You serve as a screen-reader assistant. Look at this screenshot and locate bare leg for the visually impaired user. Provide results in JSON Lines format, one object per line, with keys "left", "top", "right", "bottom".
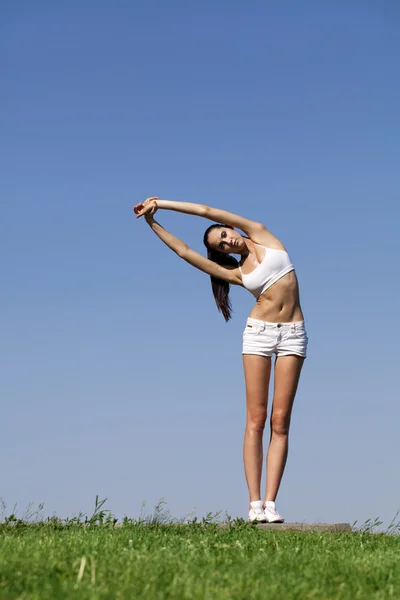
{"left": 242, "top": 354, "right": 271, "bottom": 502}
{"left": 265, "top": 355, "right": 304, "bottom": 503}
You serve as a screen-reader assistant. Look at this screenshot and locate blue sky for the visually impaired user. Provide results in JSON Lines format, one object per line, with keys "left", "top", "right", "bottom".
{"left": 2, "top": 1, "right": 399, "bottom": 527}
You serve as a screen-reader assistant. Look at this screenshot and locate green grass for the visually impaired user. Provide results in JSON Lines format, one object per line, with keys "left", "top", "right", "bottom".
{"left": 0, "top": 498, "right": 399, "bottom": 599}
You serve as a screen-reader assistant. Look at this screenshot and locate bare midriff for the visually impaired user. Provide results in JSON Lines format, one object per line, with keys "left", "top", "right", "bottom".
{"left": 247, "top": 270, "right": 304, "bottom": 323}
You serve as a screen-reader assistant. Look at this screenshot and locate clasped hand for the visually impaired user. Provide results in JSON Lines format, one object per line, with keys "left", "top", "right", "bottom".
{"left": 133, "top": 197, "right": 159, "bottom": 219}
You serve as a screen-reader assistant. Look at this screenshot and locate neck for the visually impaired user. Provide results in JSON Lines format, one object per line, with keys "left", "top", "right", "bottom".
{"left": 241, "top": 238, "right": 256, "bottom": 257}
{"left": 236, "top": 238, "right": 253, "bottom": 261}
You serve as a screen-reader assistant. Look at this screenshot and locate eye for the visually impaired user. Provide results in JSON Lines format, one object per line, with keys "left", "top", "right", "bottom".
{"left": 219, "top": 230, "right": 226, "bottom": 250}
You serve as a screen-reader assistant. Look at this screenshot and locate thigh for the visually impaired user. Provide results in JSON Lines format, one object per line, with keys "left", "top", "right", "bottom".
{"left": 272, "top": 355, "right": 304, "bottom": 418}
{"left": 242, "top": 354, "right": 272, "bottom": 419}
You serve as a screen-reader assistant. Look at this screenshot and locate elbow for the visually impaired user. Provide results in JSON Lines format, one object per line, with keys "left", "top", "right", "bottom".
{"left": 200, "top": 204, "right": 210, "bottom": 217}
{"left": 253, "top": 221, "right": 267, "bottom": 231}
{"left": 176, "top": 245, "right": 189, "bottom": 258}
{"left": 249, "top": 221, "right": 268, "bottom": 233}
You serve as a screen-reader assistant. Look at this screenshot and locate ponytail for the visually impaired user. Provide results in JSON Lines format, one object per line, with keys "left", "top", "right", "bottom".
{"left": 203, "top": 224, "right": 238, "bottom": 322}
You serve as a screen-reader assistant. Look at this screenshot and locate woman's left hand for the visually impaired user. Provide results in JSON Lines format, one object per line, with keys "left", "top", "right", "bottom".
{"left": 134, "top": 197, "right": 159, "bottom": 218}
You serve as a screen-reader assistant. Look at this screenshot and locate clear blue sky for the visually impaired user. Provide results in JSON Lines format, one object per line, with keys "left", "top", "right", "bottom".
{"left": 2, "top": 1, "right": 399, "bottom": 526}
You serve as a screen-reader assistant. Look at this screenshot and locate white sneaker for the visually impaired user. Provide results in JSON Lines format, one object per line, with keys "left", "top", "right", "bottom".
{"left": 248, "top": 500, "right": 267, "bottom": 523}
{"left": 263, "top": 501, "right": 284, "bottom": 523}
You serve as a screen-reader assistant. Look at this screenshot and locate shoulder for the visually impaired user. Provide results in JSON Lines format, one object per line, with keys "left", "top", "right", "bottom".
{"left": 220, "top": 263, "right": 244, "bottom": 286}
{"left": 245, "top": 225, "right": 287, "bottom": 251}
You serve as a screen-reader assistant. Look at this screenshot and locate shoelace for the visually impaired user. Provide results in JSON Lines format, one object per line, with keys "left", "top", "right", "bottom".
{"left": 250, "top": 506, "right": 264, "bottom": 516}
{"left": 264, "top": 505, "right": 279, "bottom": 515}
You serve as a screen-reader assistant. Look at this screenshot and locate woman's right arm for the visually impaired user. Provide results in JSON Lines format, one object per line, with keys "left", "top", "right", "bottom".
{"left": 144, "top": 216, "right": 243, "bottom": 286}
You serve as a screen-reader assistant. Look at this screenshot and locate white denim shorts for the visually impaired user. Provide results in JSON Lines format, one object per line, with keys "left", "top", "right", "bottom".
{"left": 242, "top": 318, "right": 308, "bottom": 358}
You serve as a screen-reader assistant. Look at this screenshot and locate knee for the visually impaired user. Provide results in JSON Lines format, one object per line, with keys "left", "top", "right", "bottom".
{"left": 247, "top": 409, "right": 267, "bottom": 434}
{"left": 270, "top": 412, "right": 291, "bottom": 437}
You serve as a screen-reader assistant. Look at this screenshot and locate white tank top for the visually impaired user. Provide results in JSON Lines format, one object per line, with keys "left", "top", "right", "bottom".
{"left": 238, "top": 244, "right": 295, "bottom": 299}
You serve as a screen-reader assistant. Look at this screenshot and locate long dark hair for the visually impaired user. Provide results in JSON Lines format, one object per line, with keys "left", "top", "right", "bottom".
{"left": 203, "top": 223, "right": 239, "bottom": 322}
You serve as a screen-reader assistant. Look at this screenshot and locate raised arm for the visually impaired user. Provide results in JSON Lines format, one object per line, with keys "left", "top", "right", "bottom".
{"left": 155, "top": 199, "right": 266, "bottom": 237}
{"left": 143, "top": 215, "right": 242, "bottom": 286}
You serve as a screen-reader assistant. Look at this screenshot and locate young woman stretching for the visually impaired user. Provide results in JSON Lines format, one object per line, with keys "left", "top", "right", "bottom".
{"left": 133, "top": 197, "right": 308, "bottom": 523}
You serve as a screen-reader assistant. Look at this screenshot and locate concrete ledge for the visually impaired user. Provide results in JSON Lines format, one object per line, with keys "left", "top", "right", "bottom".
{"left": 219, "top": 522, "right": 352, "bottom": 532}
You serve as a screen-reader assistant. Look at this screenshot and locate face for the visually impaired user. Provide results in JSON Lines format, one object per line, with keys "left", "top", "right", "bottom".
{"left": 207, "top": 227, "right": 244, "bottom": 254}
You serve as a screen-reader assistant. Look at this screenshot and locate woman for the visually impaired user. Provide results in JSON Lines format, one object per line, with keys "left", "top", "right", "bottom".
{"left": 134, "top": 197, "right": 308, "bottom": 523}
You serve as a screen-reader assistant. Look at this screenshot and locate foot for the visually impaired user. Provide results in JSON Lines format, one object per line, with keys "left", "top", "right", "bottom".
{"left": 248, "top": 500, "right": 267, "bottom": 523}
{"left": 263, "top": 501, "right": 284, "bottom": 523}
